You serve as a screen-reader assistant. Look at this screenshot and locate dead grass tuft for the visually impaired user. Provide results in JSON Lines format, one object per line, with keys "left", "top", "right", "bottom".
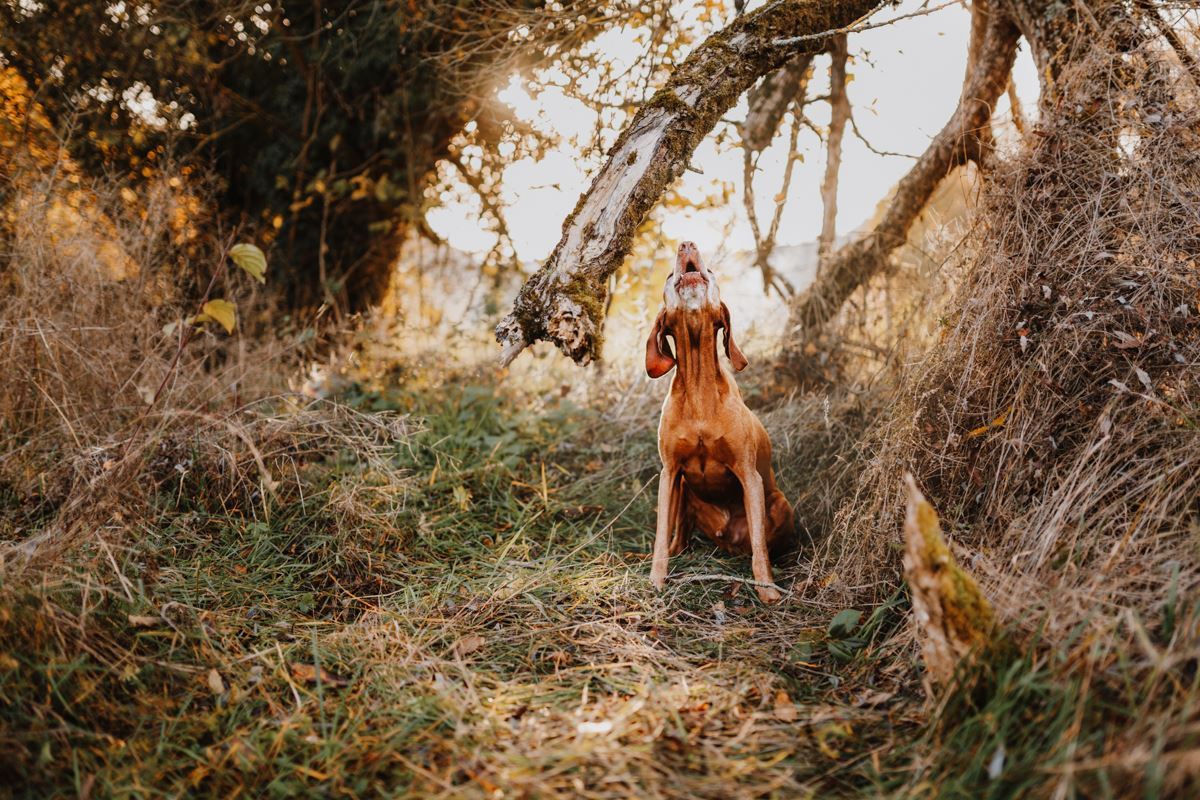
{"left": 816, "top": 28, "right": 1200, "bottom": 794}
{"left": 0, "top": 167, "right": 414, "bottom": 572}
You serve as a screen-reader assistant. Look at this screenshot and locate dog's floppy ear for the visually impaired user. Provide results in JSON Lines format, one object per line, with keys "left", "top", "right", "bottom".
{"left": 645, "top": 308, "right": 676, "bottom": 378}
{"left": 719, "top": 302, "right": 748, "bottom": 372}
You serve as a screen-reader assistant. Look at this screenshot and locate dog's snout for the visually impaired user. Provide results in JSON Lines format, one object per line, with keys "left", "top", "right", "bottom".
{"left": 676, "top": 242, "right": 702, "bottom": 273}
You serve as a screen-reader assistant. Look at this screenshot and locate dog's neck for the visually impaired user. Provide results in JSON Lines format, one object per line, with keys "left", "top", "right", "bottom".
{"left": 670, "top": 315, "right": 735, "bottom": 408}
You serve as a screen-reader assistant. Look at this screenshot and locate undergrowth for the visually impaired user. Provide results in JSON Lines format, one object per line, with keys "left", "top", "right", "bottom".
{"left": 4, "top": 365, "right": 1193, "bottom": 797}
{"left": 2, "top": 375, "right": 923, "bottom": 798}
{"left": 5, "top": 18, "right": 1200, "bottom": 796}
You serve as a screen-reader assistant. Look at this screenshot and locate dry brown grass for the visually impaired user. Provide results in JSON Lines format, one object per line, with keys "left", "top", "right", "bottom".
{"left": 4, "top": 18, "right": 1200, "bottom": 798}
{"left": 806, "top": 29, "right": 1200, "bottom": 794}
{"left": 0, "top": 167, "right": 414, "bottom": 575}
{"left": 835, "top": 34, "right": 1200, "bottom": 614}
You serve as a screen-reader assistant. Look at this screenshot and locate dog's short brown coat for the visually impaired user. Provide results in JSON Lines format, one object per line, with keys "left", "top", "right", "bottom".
{"left": 646, "top": 242, "right": 794, "bottom": 603}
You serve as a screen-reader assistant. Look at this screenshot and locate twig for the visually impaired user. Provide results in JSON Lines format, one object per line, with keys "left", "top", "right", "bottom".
{"left": 773, "top": 0, "right": 959, "bottom": 46}
{"left": 819, "top": 34, "right": 851, "bottom": 264}
{"left": 1136, "top": 0, "right": 1200, "bottom": 90}
{"left": 848, "top": 106, "right": 919, "bottom": 159}
{"left": 671, "top": 573, "right": 788, "bottom": 594}
{"left": 1006, "top": 75, "right": 1027, "bottom": 135}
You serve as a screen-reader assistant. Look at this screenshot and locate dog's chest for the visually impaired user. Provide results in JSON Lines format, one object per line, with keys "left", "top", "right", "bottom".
{"left": 672, "top": 433, "right": 740, "bottom": 497}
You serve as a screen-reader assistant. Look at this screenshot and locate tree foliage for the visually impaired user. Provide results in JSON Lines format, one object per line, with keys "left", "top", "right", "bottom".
{"left": 0, "top": 0, "right": 642, "bottom": 309}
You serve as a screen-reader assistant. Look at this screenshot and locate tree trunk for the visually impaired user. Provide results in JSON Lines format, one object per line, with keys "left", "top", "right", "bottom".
{"left": 786, "top": 0, "right": 1019, "bottom": 339}
{"left": 495, "top": 0, "right": 886, "bottom": 366}
{"left": 818, "top": 34, "right": 850, "bottom": 262}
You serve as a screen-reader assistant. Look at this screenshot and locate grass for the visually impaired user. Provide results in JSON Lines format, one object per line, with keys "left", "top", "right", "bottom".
{"left": 1, "top": 371, "right": 926, "bottom": 798}
{"left": 2, "top": 368, "right": 1196, "bottom": 798}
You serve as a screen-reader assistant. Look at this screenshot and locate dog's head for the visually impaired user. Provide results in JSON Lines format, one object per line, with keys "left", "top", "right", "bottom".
{"left": 645, "top": 242, "right": 747, "bottom": 378}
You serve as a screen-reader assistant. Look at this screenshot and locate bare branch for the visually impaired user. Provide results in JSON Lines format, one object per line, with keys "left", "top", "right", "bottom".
{"left": 788, "top": 0, "right": 1020, "bottom": 338}
{"left": 818, "top": 34, "right": 851, "bottom": 263}
{"left": 1136, "top": 0, "right": 1200, "bottom": 90}
{"left": 772, "top": 0, "right": 960, "bottom": 47}
{"left": 742, "top": 53, "right": 814, "bottom": 298}
{"left": 445, "top": 149, "right": 513, "bottom": 252}
{"left": 1006, "top": 74, "right": 1027, "bottom": 135}
{"left": 743, "top": 110, "right": 802, "bottom": 298}
{"left": 495, "top": 0, "right": 888, "bottom": 366}
{"left": 847, "top": 105, "right": 919, "bottom": 158}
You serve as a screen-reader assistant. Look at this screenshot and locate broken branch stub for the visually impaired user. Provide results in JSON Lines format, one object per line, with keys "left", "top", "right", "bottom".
{"left": 743, "top": 53, "right": 814, "bottom": 153}
{"left": 496, "top": 0, "right": 886, "bottom": 367}
{"left": 902, "top": 473, "right": 996, "bottom": 686}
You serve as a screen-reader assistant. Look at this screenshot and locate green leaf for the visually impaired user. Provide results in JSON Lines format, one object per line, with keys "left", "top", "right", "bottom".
{"left": 787, "top": 641, "right": 814, "bottom": 665}
{"left": 230, "top": 243, "right": 267, "bottom": 284}
{"left": 195, "top": 299, "right": 237, "bottom": 334}
{"left": 827, "top": 609, "right": 862, "bottom": 639}
{"left": 827, "top": 637, "right": 867, "bottom": 664}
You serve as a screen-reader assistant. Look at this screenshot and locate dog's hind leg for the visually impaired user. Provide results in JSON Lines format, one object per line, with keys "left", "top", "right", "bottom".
{"left": 667, "top": 473, "right": 690, "bottom": 556}
{"left": 766, "top": 490, "right": 796, "bottom": 555}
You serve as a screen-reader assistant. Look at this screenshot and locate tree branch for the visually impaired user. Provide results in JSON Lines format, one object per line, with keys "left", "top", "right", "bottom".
{"left": 818, "top": 34, "right": 851, "bottom": 263}
{"left": 772, "top": 0, "right": 959, "bottom": 46}
{"left": 495, "top": 0, "right": 888, "bottom": 367}
{"left": 787, "top": 0, "right": 1019, "bottom": 338}
{"left": 1136, "top": 0, "right": 1200, "bottom": 90}
{"left": 742, "top": 52, "right": 814, "bottom": 298}
{"left": 742, "top": 53, "right": 814, "bottom": 152}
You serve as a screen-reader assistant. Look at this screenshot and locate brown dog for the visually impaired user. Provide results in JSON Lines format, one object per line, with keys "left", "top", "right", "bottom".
{"left": 646, "top": 242, "right": 794, "bottom": 603}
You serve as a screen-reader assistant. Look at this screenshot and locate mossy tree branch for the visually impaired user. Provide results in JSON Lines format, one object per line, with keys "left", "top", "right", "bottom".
{"left": 902, "top": 473, "right": 997, "bottom": 688}
{"left": 742, "top": 52, "right": 814, "bottom": 153}
{"left": 495, "top": 0, "right": 889, "bottom": 366}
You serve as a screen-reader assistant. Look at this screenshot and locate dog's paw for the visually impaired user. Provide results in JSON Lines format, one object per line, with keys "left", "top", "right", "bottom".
{"left": 650, "top": 566, "right": 667, "bottom": 591}
{"left": 756, "top": 584, "right": 782, "bottom": 604}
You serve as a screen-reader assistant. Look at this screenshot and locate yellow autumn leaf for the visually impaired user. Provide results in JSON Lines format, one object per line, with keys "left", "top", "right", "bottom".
{"left": 774, "top": 690, "right": 798, "bottom": 722}
{"left": 207, "top": 668, "right": 225, "bottom": 695}
{"left": 229, "top": 243, "right": 267, "bottom": 283}
{"left": 195, "top": 299, "right": 236, "bottom": 334}
{"left": 966, "top": 405, "right": 1013, "bottom": 439}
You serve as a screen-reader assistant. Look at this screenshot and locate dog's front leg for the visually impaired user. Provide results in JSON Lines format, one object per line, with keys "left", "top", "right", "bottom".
{"left": 740, "top": 466, "right": 782, "bottom": 603}
{"left": 650, "top": 467, "right": 675, "bottom": 591}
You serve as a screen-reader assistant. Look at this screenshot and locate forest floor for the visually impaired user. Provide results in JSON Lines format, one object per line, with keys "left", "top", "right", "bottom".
{"left": 1, "top": 364, "right": 1143, "bottom": 798}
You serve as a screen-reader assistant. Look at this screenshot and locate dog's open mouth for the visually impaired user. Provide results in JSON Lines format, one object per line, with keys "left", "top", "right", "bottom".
{"left": 678, "top": 255, "right": 706, "bottom": 287}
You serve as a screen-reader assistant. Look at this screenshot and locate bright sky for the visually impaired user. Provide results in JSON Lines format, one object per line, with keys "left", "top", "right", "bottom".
{"left": 426, "top": 0, "right": 1040, "bottom": 261}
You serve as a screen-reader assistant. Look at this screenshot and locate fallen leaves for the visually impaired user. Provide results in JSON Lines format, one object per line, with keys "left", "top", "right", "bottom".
{"left": 773, "top": 690, "right": 798, "bottom": 722}
{"left": 453, "top": 634, "right": 487, "bottom": 658}
{"left": 207, "top": 669, "right": 225, "bottom": 695}
{"left": 965, "top": 405, "right": 1012, "bottom": 440}
{"left": 289, "top": 662, "right": 349, "bottom": 687}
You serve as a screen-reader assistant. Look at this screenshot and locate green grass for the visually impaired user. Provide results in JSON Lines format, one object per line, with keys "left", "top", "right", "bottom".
{"left": 1, "top": 375, "right": 1191, "bottom": 797}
